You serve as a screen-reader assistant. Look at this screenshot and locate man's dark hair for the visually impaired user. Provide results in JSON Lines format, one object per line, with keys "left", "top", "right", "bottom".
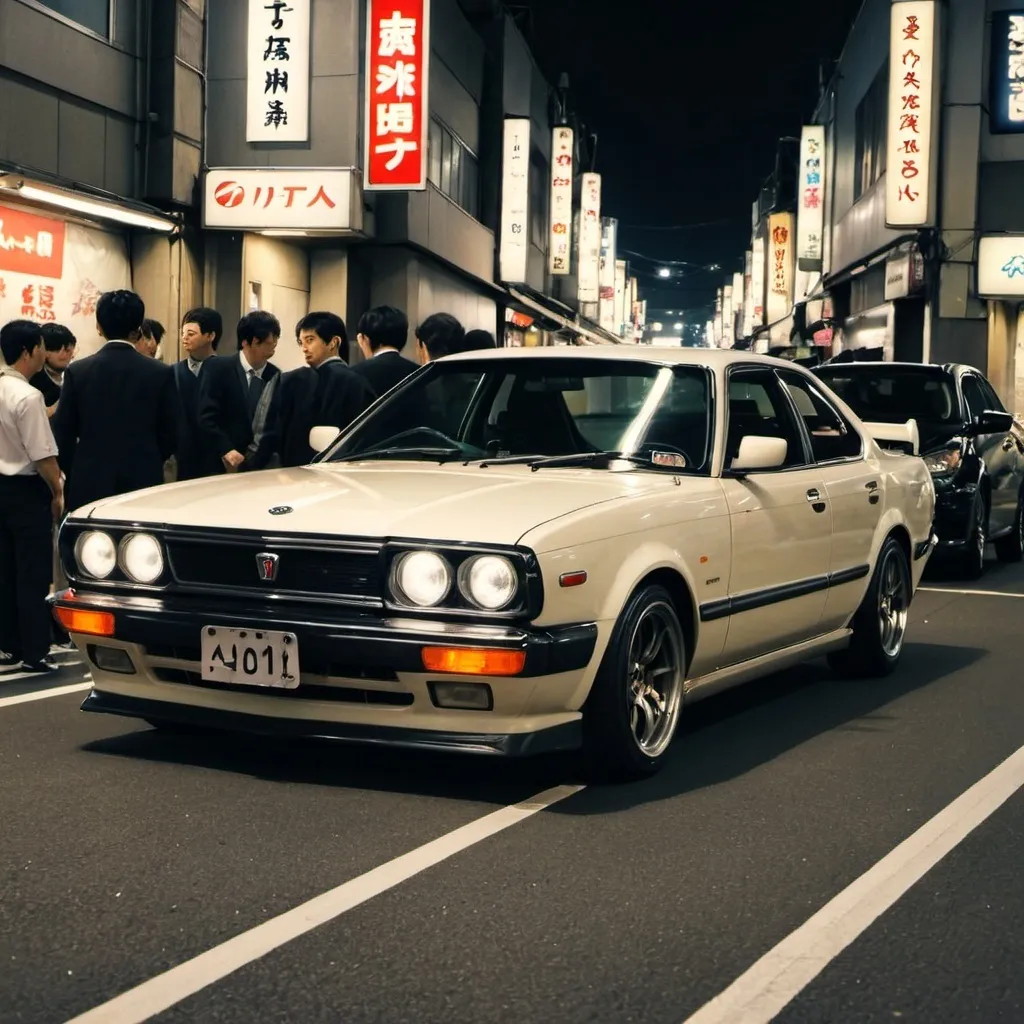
{"left": 416, "top": 313, "right": 465, "bottom": 360}
{"left": 238, "top": 310, "right": 281, "bottom": 347}
{"left": 96, "top": 289, "right": 145, "bottom": 341}
{"left": 0, "top": 319, "right": 43, "bottom": 366}
{"left": 182, "top": 306, "right": 224, "bottom": 348}
{"left": 459, "top": 329, "right": 497, "bottom": 354}
{"left": 40, "top": 323, "right": 77, "bottom": 353}
{"left": 357, "top": 305, "right": 408, "bottom": 353}
{"left": 297, "top": 311, "right": 348, "bottom": 349}
{"left": 142, "top": 319, "right": 166, "bottom": 344}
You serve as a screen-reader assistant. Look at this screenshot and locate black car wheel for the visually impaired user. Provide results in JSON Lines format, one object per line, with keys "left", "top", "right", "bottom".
{"left": 581, "top": 584, "right": 686, "bottom": 782}
{"left": 995, "top": 492, "right": 1024, "bottom": 563}
{"left": 828, "top": 535, "right": 911, "bottom": 679}
{"left": 955, "top": 495, "right": 988, "bottom": 580}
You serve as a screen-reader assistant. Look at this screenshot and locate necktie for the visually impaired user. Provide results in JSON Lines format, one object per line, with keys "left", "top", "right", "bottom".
{"left": 247, "top": 369, "right": 264, "bottom": 419}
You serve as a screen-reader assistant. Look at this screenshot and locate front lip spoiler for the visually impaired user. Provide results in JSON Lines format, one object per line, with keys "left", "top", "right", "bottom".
{"left": 80, "top": 690, "right": 583, "bottom": 757}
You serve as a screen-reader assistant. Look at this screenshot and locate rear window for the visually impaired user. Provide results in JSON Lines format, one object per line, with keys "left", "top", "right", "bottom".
{"left": 815, "top": 368, "right": 960, "bottom": 425}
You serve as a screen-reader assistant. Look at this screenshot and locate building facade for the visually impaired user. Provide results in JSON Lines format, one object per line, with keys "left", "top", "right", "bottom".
{"left": 731, "top": 0, "right": 1024, "bottom": 416}
{"left": 1, "top": 0, "right": 632, "bottom": 371}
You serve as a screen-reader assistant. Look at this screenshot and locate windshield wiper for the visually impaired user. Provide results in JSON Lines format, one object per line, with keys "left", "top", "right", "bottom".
{"left": 474, "top": 451, "right": 653, "bottom": 472}
{"left": 332, "top": 446, "right": 463, "bottom": 464}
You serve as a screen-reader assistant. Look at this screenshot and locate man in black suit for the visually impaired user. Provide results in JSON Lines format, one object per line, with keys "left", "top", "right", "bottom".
{"left": 272, "top": 311, "right": 376, "bottom": 467}
{"left": 352, "top": 306, "right": 421, "bottom": 399}
{"left": 52, "top": 290, "right": 177, "bottom": 512}
{"left": 198, "top": 310, "right": 281, "bottom": 474}
{"left": 174, "top": 307, "right": 223, "bottom": 480}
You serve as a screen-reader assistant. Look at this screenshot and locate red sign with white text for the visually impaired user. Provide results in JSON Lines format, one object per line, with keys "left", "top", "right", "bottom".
{"left": 364, "top": 0, "right": 430, "bottom": 191}
{"left": 0, "top": 204, "right": 65, "bottom": 280}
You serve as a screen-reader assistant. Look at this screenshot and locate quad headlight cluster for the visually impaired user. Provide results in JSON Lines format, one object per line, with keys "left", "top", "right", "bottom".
{"left": 388, "top": 548, "right": 527, "bottom": 614}
{"left": 73, "top": 530, "right": 165, "bottom": 585}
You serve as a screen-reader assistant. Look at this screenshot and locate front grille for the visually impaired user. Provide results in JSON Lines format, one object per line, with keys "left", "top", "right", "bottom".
{"left": 166, "top": 540, "right": 381, "bottom": 599}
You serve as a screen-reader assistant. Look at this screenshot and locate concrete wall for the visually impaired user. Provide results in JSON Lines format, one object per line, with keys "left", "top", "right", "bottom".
{"left": 241, "top": 233, "right": 311, "bottom": 371}
{"left": 0, "top": 0, "right": 142, "bottom": 197}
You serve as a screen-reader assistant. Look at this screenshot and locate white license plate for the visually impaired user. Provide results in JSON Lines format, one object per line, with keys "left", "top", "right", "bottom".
{"left": 200, "top": 626, "right": 300, "bottom": 689}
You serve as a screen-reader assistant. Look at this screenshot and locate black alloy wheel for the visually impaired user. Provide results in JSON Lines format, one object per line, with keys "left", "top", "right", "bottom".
{"left": 995, "top": 492, "right": 1024, "bottom": 563}
{"left": 956, "top": 495, "right": 988, "bottom": 580}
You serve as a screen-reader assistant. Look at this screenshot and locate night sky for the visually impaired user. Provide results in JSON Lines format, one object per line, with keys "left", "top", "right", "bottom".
{"left": 522, "top": 0, "right": 863, "bottom": 320}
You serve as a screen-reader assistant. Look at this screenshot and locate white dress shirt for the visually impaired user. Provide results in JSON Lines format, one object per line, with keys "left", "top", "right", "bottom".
{"left": 239, "top": 350, "right": 265, "bottom": 381}
{"left": 0, "top": 368, "right": 59, "bottom": 477}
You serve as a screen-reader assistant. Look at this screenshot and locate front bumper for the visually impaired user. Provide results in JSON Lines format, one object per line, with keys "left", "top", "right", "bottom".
{"left": 932, "top": 485, "right": 976, "bottom": 549}
{"left": 51, "top": 589, "right": 598, "bottom": 756}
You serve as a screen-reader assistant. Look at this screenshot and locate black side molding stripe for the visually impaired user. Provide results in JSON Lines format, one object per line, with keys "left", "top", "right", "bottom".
{"left": 699, "top": 564, "right": 871, "bottom": 622}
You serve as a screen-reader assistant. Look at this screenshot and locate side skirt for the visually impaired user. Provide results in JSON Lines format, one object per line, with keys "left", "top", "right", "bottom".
{"left": 684, "top": 628, "right": 853, "bottom": 704}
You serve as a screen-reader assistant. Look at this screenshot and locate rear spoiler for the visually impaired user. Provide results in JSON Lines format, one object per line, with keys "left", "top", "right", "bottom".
{"left": 863, "top": 419, "right": 920, "bottom": 456}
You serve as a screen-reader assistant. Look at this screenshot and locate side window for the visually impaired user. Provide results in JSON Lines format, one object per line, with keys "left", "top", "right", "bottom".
{"left": 979, "top": 377, "right": 1006, "bottom": 413}
{"left": 778, "top": 371, "right": 863, "bottom": 463}
{"left": 961, "top": 375, "right": 989, "bottom": 422}
{"left": 726, "top": 368, "right": 807, "bottom": 469}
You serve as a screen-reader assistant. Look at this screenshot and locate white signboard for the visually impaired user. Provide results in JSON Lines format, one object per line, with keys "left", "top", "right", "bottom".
{"left": 731, "top": 272, "right": 744, "bottom": 340}
{"left": 549, "top": 127, "right": 574, "bottom": 275}
{"left": 767, "top": 213, "right": 795, "bottom": 325}
{"left": 886, "top": 1, "right": 938, "bottom": 227}
{"left": 246, "top": 0, "right": 311, "bottom": 143}
{"left": 977, "top": 235, "right": 1024, "bottom": 297}
{"left": 614, "top": 259, "right": 627, "bottom": 336}
{"left": 751, "top": 237, "right": 766, "bottom": 326}
{"left": 577, "top": 173, "right": 602, "bottom": 303}
{"left": 203, "top": 168, "right": 358, "bottom": 231}
{"left": 499, "top": 118, "right": 531, "bottom": 284}
{"left": 598, "top": 217, "right": 617, "bottom": 332}
{"left": 742, "top": 249, "right": 753, "bottom": 337}
{"left": 797, "top": 125, "right": 826, "bottom": 270}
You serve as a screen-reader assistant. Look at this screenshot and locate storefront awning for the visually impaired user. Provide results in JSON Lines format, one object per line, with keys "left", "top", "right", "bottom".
{"left": 0, "top": 163, "right": 180, "bottom": 234}
{"left": 506, "top": 286, "right": 622, "bottom": 346}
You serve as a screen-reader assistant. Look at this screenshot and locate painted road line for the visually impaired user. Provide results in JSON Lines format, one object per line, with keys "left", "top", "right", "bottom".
{"left": 0, "top": 681, "right": 92, "bottom": 709}
{"left": 65, "top": 783, "right": 585, "bottom": 1024}
{"left": 683, "top": 742, "right": 1024, "bottom": 1024}
{"left": 919, "top": 586, "right": 1024, "bottom": 599}
{"left": 0, "top": 666, "right": 85, "bottom": 685}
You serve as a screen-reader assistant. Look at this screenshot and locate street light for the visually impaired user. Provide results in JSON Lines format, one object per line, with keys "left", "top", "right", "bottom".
{"left": 657, "top": 268, "right": 671, "bottom": 278}
{"left": 652, "top": 322, "right": 663, "bottom": 332}
{"left": 673, "top": 322, "right": 683, "bottom": 331}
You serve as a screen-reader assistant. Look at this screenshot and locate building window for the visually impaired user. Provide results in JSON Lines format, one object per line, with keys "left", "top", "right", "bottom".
{"left": 34, "top": 0, "right": 109, "bottom": 37}
{"left": 427, "top": 117, "right": 480, "bottom": 220}
{"left": 854, "top": 64, "right": 888, "bottom": 200}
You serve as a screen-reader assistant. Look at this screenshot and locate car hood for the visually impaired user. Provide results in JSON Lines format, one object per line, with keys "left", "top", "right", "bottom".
{"left": 73, "top": 463, "right": 670, "bottom": 547}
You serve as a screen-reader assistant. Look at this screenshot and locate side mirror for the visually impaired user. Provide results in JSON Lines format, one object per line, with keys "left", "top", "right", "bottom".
{"left": 864, "top": 418, "right": 920, "bottom": 456}
{"left": 309, "top": 425, "right": 341, "bottom": 453}
{"left": 730, "top": 435, "right": 788, "bottom": 473}
{"left": 970, "top": 410, "right": 1013, "bottom": 436}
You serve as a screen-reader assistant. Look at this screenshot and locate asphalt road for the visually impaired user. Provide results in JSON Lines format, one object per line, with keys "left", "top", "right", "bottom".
{"left": 3, "top": 557, "right": 1024, "bottom": 1024}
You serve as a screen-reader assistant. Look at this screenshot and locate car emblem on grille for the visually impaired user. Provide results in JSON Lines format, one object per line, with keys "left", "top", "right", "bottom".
{"left": 256, "top": 552, "right": 280, "bottom": 582}
{"left": 268, "top": 506, "right": 293, "bottom": 516}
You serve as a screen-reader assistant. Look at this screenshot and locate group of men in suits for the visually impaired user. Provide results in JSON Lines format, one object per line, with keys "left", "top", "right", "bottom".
{"left": 1, "top": 286, "right": 496, "bottom": 673}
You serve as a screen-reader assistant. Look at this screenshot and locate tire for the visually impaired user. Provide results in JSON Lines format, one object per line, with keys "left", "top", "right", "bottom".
{"left": 581, "top": 584, "right": 687, "bottom": 782}
{"left": 995, "top": 493, "right": 1024, "bottom": 563}
{"left": 828, "top": 535, "right": 912, "bottom": 679}
{"left": 954, "top": 495, "right": 988, "bottom": 580}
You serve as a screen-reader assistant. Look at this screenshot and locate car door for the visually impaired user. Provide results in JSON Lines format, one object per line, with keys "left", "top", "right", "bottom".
{"left": 976, "top": 373, "right": 1024, "bottom": 529}
{"left": 717, "top": 366, "right": 833, "bottom": 667}
{"left": 778, "top": 368, "right": 881, "bottom": 631}
{"left": 962, "top": 372, "right": 1016, "bottom": 533}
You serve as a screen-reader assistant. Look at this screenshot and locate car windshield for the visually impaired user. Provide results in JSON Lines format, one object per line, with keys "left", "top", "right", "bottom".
{"left": 815, "top": 366, "right": 961, "bottom": 427}
{"left": 322, "top": 357, "right": 712, "bottom": 472}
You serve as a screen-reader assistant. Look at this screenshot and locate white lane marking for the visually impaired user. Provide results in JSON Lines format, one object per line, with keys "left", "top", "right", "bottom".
{"left": 919, "top": 586, "right": 1024, "bottom": 599}
{"left": 683, "top": 742, "right": 1024, "bottom": 1024}
{"left": 66, "top": 783, "right": 585, "bottom": 1024}
{"left": 0, "top": 681, "right": 92, "bottom": 709}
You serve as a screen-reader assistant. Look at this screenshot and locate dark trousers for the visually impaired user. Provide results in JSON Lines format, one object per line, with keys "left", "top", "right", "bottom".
{"left": 0, "top": 474, "right": 53, "bottom": 664}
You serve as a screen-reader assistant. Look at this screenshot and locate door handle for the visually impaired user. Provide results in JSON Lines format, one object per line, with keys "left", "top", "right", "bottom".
{"left": 806, "top": 488, "right": 821, "bottom": 501}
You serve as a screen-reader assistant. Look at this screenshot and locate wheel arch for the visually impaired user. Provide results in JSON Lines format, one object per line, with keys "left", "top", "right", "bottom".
{"left": 632, "top": 567, "right": 697, "bottom": 673}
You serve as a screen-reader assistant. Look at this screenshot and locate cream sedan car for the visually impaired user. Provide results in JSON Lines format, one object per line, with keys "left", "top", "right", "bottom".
{"left": 52, "top": 348, "right": 936, "bottom": 780}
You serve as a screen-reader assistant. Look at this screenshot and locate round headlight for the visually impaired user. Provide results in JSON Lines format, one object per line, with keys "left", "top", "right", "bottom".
{"left": 460, "top": 555, "right": 518, "bottom": 611}
{"left": 393, "top": 551, "right": 452, "bottom": 607}
{"left": 120, "top": 533, "right": 164, "bottom": 584}
{"left": 75, "top": 531, "right": 116, "bottom": 579}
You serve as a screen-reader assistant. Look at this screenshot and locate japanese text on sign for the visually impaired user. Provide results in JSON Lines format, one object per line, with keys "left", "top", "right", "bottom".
{"left": 578, "top": 173, "right": 602, "bottom": 303}
{"left": 0, "top": 205, "right": 66, "bottom": 280}
{"left": 886, "top": 2, "right": 935, "bottom": 227}
{"left": 364, "top": 1, "right": 429, "bottom": 190}
{"left": 1008, "top": 15, "right": 1024, "bottom": 122}
{"left": 549, "top": 127, "right": 574, "bottom": 275}
{"left": 246, "top": 1, "right": 310, "bottom": 142}
{"left": 499, "top": 118, "right": 530, "bottom": 283}
{"left": 796, "top": 125, "right": 825, "bottom": 270}
{"left": 766, "top": 213, "right": 794, "bottom": 326}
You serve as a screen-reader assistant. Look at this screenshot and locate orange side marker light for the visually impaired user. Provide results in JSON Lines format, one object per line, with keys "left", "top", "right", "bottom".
{"left": 54, "top": 605, "right": 115, "bottom": 637}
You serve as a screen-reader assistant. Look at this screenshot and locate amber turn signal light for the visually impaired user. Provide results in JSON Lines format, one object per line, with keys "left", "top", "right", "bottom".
{"left": 53, "top": 605, "right": 115, "bottom": 638}
{"left": 421, "top": 646, "right": 526, "bottom": 676}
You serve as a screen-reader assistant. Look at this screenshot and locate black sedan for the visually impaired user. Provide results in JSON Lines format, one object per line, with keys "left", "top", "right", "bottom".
{"left": 814, "top": 362, "right": 1024, "bottom": 579}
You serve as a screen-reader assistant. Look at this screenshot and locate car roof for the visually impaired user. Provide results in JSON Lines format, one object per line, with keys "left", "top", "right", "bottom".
{"left": 438, "top": 345, "right": 799, "bottom": 370}
{"left": 814, "top": 361, "right": 982, "bottom": 377}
